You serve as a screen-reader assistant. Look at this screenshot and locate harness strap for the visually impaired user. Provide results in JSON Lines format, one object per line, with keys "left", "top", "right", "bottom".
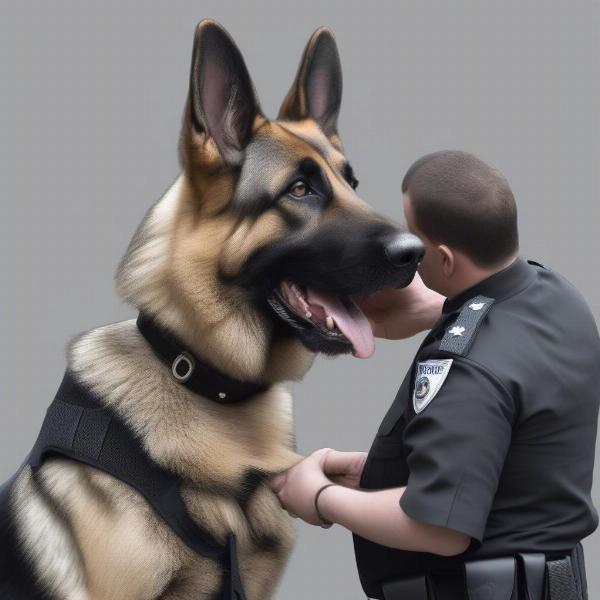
{"left": 221, "top": 533, "right": 247, "bottom": 600}
{"left": 27, "top": 369, "right": 247, "bottom": 599}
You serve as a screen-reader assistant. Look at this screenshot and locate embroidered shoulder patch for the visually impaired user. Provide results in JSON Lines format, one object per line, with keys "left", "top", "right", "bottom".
{"left": 413, "top": 359, "right": 453, "bottom": 414}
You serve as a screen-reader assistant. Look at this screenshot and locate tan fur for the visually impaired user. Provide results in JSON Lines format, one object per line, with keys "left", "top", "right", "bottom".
{"left": 220, "top": 212, "right": 289, "bottom": 280}
{"left": 116, "top": 173, "right": 313, "bottom": 385}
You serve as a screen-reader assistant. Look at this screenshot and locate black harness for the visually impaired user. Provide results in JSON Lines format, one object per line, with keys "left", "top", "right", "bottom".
{"left": 21, "top": 312, "right": 271, "bottom": 600}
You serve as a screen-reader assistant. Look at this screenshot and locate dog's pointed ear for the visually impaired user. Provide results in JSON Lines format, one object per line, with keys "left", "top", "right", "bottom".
{"left": 188, "top": 20, "right": 262, "bottom": 164}
{"left": 278, "top": 27, "right": 342, "bottom": 137}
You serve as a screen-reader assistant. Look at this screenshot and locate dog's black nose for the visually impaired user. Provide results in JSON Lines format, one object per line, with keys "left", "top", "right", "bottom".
{"left": 383, "top": 232, "right": 425, "bottom": 267}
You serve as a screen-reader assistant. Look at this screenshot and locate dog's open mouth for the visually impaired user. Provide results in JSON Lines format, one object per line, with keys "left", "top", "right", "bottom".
{"left": 267, "top": 279, "right": 375, "bottom": 359}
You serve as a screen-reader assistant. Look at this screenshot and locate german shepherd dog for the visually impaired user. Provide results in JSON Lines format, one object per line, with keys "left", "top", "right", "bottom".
{"left": 0, "top": 20, "right": 423, "bottom": 600}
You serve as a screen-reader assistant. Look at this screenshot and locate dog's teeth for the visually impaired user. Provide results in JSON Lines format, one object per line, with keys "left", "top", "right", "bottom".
{"left": 326, "top": 316, "right": 335, "bottom": 330}
{"left": 291, "top": 283, "right": 307, "bottom": 301}
{"left": 294, "top": 292, "right": 310, "bottom": 311}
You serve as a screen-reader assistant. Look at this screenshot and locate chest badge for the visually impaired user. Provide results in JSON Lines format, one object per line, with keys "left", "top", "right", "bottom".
{"left": 413, "top": 358, "right": 453, "bottom": 413}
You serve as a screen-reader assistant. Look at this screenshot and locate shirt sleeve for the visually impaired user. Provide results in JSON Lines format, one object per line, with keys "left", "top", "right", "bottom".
{"left": 399, "top": 356, "right": 515, "bottom": 544}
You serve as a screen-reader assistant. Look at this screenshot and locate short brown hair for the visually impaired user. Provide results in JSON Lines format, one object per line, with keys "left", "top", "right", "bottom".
{"left": 402, "top": 150, "right": 518, "bottom": 268}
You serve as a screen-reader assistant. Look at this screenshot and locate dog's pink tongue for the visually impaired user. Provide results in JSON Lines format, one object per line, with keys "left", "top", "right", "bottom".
{"left": 306, "top": 288, "right": 375, "bottom": 358}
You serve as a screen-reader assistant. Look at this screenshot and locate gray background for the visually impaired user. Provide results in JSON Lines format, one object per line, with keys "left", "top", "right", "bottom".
{"left": 1, "top": 1, "right": 599, "bottom": 598}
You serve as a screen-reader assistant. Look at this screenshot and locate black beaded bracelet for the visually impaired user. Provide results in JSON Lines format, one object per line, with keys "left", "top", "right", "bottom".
{"left": 314, "top": 483, "right": 337, "bottom": 528}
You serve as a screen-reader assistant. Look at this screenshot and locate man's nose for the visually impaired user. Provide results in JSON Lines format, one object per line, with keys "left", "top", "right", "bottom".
{"left": 383, "top": 232, "right": 425, "bottom": 268}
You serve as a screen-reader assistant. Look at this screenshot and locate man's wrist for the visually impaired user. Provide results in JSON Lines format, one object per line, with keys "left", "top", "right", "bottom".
{"left": 314, "top": 483, "right": 337, "bottom": 527}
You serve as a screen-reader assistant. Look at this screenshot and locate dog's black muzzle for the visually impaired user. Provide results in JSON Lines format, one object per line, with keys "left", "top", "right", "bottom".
{"left": 232, "top": 218, "right": 424, "bottom": 356}
{"left": 235, "top": 219, "right": 425, "bottom": 296}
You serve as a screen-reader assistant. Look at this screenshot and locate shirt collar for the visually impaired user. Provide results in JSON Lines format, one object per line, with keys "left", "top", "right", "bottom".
{"left": 442, "top": 256, "right": 537, "bottom": 314}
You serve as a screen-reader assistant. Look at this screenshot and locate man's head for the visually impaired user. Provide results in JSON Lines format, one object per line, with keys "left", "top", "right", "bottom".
{"left": 402, "top": 150, "right": 519, "bottom": 297}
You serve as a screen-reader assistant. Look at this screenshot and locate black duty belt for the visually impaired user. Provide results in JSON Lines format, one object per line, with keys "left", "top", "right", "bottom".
{"left": 25, "top": 368, "right": 248, "bottom": 600}
{"left": 377, "top": 544, "right": 588, "bottom": 600}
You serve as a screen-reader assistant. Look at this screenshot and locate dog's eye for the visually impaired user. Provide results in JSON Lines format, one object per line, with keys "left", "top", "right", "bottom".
{"left": 288, "top": 180, "right": 311, "bottom": 198}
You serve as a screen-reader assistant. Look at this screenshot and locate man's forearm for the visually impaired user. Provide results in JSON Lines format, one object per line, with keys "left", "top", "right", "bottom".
{"left": 317, "top": 485, "right": 470, "bottom": 557}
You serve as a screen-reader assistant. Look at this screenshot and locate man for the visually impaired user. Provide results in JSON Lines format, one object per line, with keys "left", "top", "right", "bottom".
{"left": 268, "top": 150, "right": 600, "bottom": 600}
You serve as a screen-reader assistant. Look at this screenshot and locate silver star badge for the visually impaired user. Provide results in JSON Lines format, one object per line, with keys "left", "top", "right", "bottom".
{"left": 449, "top": 325, "right": 465, "bottom": 337}
{"left": 469, "top": 302, "right": 485, "bottom": 311}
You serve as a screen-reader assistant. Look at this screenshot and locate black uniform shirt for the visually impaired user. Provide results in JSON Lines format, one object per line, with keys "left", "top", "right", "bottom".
{"left": 353, "top": 257, "right": 600, "bottom": 599}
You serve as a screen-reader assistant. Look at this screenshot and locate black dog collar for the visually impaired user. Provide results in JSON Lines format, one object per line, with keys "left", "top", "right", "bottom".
{"left": 136, "top": 312, "right": 269, "bottom": 403}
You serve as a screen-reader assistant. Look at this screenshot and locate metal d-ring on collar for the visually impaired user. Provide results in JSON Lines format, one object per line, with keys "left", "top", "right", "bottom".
{"left": 172, "top": 351, "right": 196, "bottom": 383}
{"left": 136, "top": 312, "right": 269, "bottom": 403}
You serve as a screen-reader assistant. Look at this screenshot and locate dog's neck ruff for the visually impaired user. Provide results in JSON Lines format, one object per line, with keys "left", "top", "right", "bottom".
{"left": 136, "top": 312, "right": 269, "bottom": 403}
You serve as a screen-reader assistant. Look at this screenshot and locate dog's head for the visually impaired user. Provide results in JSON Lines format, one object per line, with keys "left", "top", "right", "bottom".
{"left": 117, "top": 20, "right": 423, "bottom": 381}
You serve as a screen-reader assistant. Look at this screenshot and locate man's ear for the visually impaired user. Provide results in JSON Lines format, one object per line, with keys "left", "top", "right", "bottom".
{"left": 439, "top": 245, "right": 455, "bottom": 277}
{"left": 188, "top": 19, "right": 262, "bottom": 164}
{"left": 277, "top": 27, "right": 343, "bottom": 137}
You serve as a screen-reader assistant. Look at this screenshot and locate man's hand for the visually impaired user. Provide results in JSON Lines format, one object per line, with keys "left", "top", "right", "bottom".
{"left": 267, "top": 449, "right": 369, "bottom": 524}
{"left": 268, "top": 448, "right": 334, "bottom": 526}
{"left": 352, "top": 272, "right": 444, "bottom": 340}
{"left": 322, "top": 450, "right": 368, "bottom": 489}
